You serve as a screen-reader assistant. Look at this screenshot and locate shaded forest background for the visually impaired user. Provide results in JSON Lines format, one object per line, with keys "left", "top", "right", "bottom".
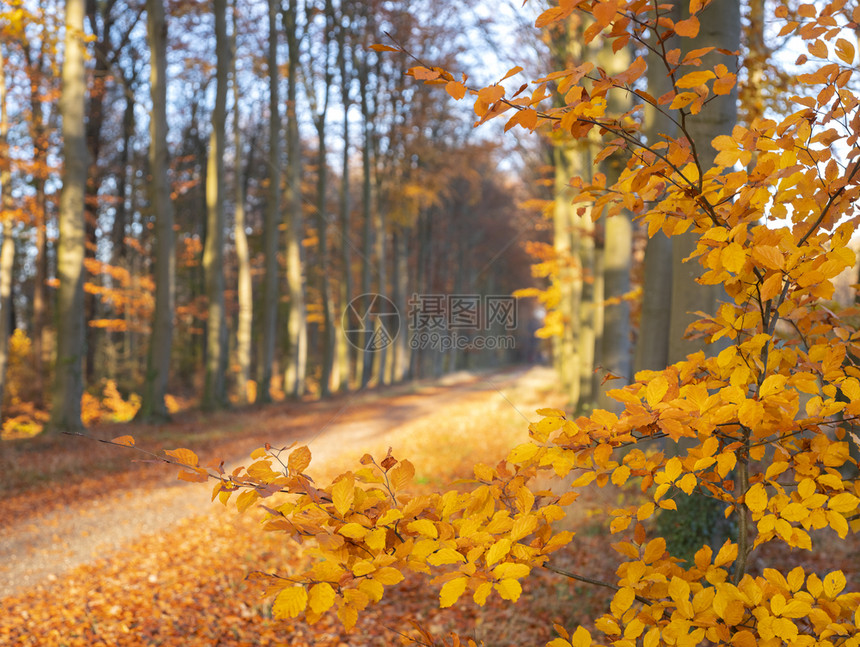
{"left": 0, "top": 0, "right": 858, "bottom": 436}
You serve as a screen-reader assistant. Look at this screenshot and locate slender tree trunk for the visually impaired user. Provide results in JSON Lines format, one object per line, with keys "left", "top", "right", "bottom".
{"left": 392, "top": 226, "right": 409, "bottom": 382}
{"left": 358, "top": 60, "right": 375, "bottom": 388}
{"left": 202, "top": 0, "right": 230, "bottom": 410}
{"left": 597, "top": 41, "right": 633, "bottom": 409}
{"left": 336, "top": 23, "right": 353, "bottom": 391}
{"left": 553, "top": 145, "right": 580, "bottom": 408}
{"left": 667, "top": 0, "right": 739, "bottom": 364}
{"left": 232, "top": 2, "right": 254, "bottom": 405}
{"left": 284, "top": 0, "right": 307, "bottom": 397}
{"left": 25, "top": 40, "right": 49, "bottom": 399}
{"left": 257, "top": 0, "right": 279, "bottom": 402}
{"left": 634, "top": 0, "right": 679, "bottom": 374}
{"left": 138, "top": 0, "right": 176, "bottom": 421}
{"left": 316, "top": 117, "right": 335, "bottom": 397}
{"left": 0, "top": 48, "right": 15, "bottom": 417}
{"left": 49, "top": 0, "right": 88, "bottom": 431}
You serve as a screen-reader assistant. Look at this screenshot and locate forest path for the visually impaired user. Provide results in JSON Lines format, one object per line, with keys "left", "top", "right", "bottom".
{"left": 0, "top": 367, "right": 542, "bottom": 598}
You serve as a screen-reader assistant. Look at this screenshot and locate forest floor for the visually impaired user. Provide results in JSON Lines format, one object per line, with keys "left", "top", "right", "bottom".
{"left": 0, "top": 366, "right": 857, "bottom": 646}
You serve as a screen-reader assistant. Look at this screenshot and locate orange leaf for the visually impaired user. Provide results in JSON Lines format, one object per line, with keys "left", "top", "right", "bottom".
{"left": 676, "top": 70, "right": 715, "bottom": 88}
{"left": 409, "top": 66, "right": 440, "bottom": 81}
{"left": 164, "top": 447, "right": 199, "bottom": 467}
{"left": 369, "top": 44, "right": 399, "bottom": 53}
{"left": 593, "top": 0, "right": 618, "bottom": 27}
{"left": 674, "top": 16, "right": 700, "bottom": 38}
{"left": 112, "top": 435, "right": 135, "bottom": 447}
{"left": 835, "top": 38, "right": 855, "bottom": 64}
{"left": 445, "top": 80, "right": 467, "bottom": 100}
{"left": 713, "top": 74, "right": 736, "bottom": 95}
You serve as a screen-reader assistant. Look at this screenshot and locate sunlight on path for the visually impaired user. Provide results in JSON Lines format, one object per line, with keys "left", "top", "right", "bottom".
{"left": 0, "top": 367, "right": 555, "bottom": 599}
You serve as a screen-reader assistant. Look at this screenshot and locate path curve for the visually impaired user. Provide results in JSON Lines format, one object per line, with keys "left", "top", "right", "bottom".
{"left": 0, "top": 368, "right": 535, "bottom": 598}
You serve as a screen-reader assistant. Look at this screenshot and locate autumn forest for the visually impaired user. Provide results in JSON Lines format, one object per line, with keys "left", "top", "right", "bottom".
{"left": 2, "top": 0, "right": 860, "bottom": 645}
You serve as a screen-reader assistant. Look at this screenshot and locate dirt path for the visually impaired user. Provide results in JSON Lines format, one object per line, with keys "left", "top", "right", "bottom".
{"left": 0, "top": 367, "right": 537, "bottom": 598}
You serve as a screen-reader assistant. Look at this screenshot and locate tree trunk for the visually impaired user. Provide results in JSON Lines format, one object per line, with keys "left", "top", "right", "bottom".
{"left": 138, "top": 0, "right": 176, "bottom": 421}
{"left": 283, "top": 0, "right": 307, "bottom": 398}
{"left": 257, "top": 0, "right": 279, "bottom": 402}
{"left": 633, "top": 0, "right": 679, "bottom": 374}
{"left": 358, "top": 58, "right": 375, "bottom": 389}
{"left": 25, "top": 39, "right": 50, "bottom": 400}
{"left": 667, "top": 0, "right": 739, "bottom": 364}
{"left": 597, "top": 41, "right": 633, "bottom": 409}
{"left": 202, "top": 0, "right": 230, "bottom": 410}
{"left": 0, "top": 48, "right": 15, "bottom": 418}
{"left": 49, "top": 0, "right": 88, "bottom": 431}
{"left": 336, "top": 19, "right": 353, "bottom": 391}
{"left": 231, "top": 2, "right": 254, "bottom": 405}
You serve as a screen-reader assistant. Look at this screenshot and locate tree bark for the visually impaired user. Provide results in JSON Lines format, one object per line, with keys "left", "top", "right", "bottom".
{"left": 49, "top": 0, "right": 88, "bottom": 431}
{"left": 633, "top": 0, "right": 679, "bottom": 374}
{"left": 138, "top": 0, "right": 176, "bottom": 421}
{"left": 231, "top": 3, "right": 254, "bottom": 405}
{"left": 283, "top": 0, "right": 307, "bottom": 398}
{"left": 257, "top": 0, "right": 279, "bottom": 403}
{"left": 667, "top": 0, "right": 739, "bottom": 364}
{"left": 0, "top": 47, "right": 15, "bottom": 418}
{"left": 202, "top": 0, "right": 230, "bottom": 410}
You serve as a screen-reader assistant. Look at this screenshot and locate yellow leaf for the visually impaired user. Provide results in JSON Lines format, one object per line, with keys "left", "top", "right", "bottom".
{"left": 486, "top": 538, "right": 512, "bottom": 566}
{"left": 828, "top": 492, "right": 858, "bottom": 513}
{"left": 716, "top": 452, "right": 737, "bottom": 478}
{"left": 508, "top": 442, "right": 540, "bottom": 463}
{"left": 365, "top": 528, "right": 387, "bottom": 551}
{"left": 823, "top": 571, "right": 846, "bottom": 597}
{"left": 643, "top": 537, "right": 666, "bottom": 564}
{"left": 337, "top": 603, "right": 358, "bottom": 630}
{"left": 235, "top": 489, "right": 259, "bottom": 514}
{"left": 308, "top": 583, "right": 336, "bottom": 615}
{"left": 745, "top": 483, "right": 768, "bottom": 513}
{"left": 331, "top": 475, "right": 355, "bottom": 517}
{"left": 389, "top": 459, "right": 415, "bottom": 491}
{"left": 371, "top": 566, "right": 403, "bottom": 586}
{"left": 510, "top": 514, "right": 538, "bottom": 542}
{"left": 495, "top": 578, "right": 522, "bottom": 601}
{"left": 677, "top": 473, "right": 697, "bottom": 495}
{"left": 408, "top": 519, "right": 438, "bottom": 538}
{"left": 610, "top": 587, "right": 635, "bottom": 616}
{"left": 288, "top": 446, "right": 312, "bottom": 473}
{"left": 352, "top": 560, "right": 375, "bottom": 576}
{"left": 473, "top": 581, "right": 493, "bottom": 606}
{"left": 570, "top": 626, "right": 592, "bottom": 647}
{"left": 112, "top": 435, "right": 135, "bottom": 447}
{"left": 272, "top": 586, "right": 308, "bottom": 619}
{"left": 645, "top": 375, "right": 669, "bottom": 407}
{"left": 494, "top": 562, "right": 530, "bottom": 580}
{"left": 359, "top": 579, "right": 384, "bottom": 602}
{"left": 751, "top": 245, "right": 784, "bottom": 271}
{"left": 439, "top": 576, "right": 468, "bottom": 608}
{"left": 676, "top": 70, "right": 716, "bottom": 88}
{"left": 428, "top": 548, "right": 465, "bottom": 566}
{"left": 721, "top": 242, "right": 746, "bottom": 274}
{"left": 339, "top": 522, "right": 369, "bottom": 539}
{"left": 612, "top": 464, "right": 631, "bottom": 486}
